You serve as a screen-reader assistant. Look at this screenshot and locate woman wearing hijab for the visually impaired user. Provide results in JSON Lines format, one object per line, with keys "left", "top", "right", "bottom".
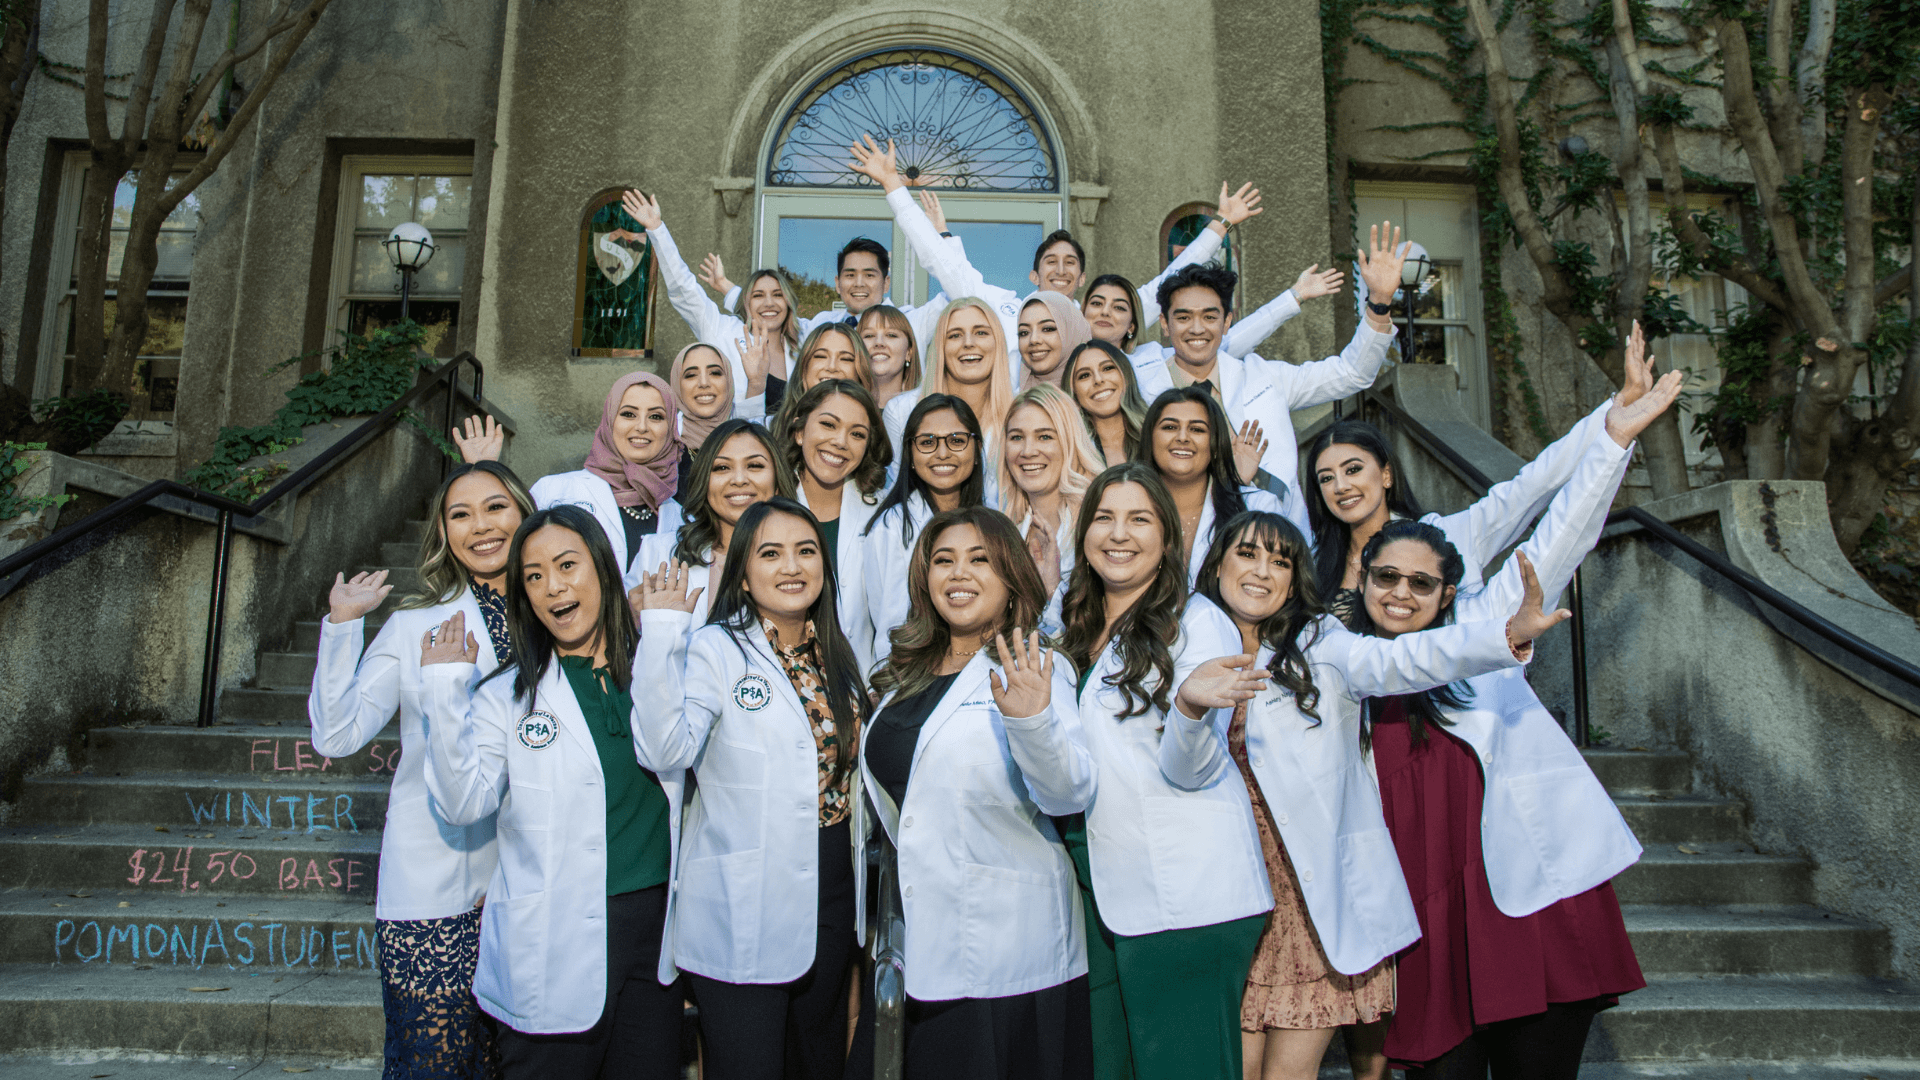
{"left": 1018, "top": 290, "right": 1094, "bottom": 390}
{"left": 672, "top": 342, "right": 747, "bottom": 502}
{"left": 527, "top": 371, "right": 687, "bottom": 588}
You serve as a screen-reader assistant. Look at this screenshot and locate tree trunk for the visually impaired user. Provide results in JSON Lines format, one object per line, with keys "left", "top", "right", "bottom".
{"left": 66, "top": 151, "right": 128, "bottom": 393}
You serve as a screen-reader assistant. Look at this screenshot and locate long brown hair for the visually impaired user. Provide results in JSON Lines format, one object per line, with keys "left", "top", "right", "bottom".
{"left": 1063, "top": 339, "right": 1149, "bottom": 465}
{"left": 777, "top": 378, "right": 891, "bottom": 500}
{"left": 1059, "top": 463, "right": 1187, "bottom": 718}
{"left": 737, "top": 268, "right": 801, "bottom": 347}
{"left": 771, "top": 323, "right": 875, "bottom": 437}
{"left": 870, "top": 507, "right": 1050, "bottom": 702}
{"left": 670, "top": 418, "right": 796, "bottom": 567}
{"left": 481, "top": 505, "right": 638, "bottom": 701}
{"left": 858, "top": 303, "right": 920, "bottom": 389}
{"left": 402, "top": 461, "right": 536, "bottom": 609}
{"left": 1195, "top": 511, "right": 1325, "bottom": 722}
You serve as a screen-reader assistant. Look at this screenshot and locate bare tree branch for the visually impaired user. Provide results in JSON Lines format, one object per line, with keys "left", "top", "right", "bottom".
{"left": 1796, "top": 0, "right": 1838, "bottom": 167}
{"left": 1876, "top": 264, "right": 1913, "bottom": 308}
{"left": 80, "top": 0, "right": 109, "bottom": 145}
{"left": 176, "top": 0, "right": 315, "bottom": 143}
{"left": 115, "top": 0, "right": 180, "bottom": 156}
{"left": 1763, "top": 0, "right": 1806, "bottom": 175}
{"left": 1839, "top": 84, "right": 1889, "bottom": 342}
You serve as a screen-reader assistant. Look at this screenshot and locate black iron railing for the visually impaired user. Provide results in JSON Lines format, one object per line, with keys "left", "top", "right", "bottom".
{"left": 0, "top": 352, "right": 484, "bottom": 727}
{"left": 1357, "top": 388, "right": 1920, "bottom": 744}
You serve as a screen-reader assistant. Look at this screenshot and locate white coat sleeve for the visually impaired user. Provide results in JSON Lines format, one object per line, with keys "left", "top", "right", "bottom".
{"left": 1136, "top": 227, "right": 1226, "bottom": 327}
{"left": 884, "top": 186, "right": 1021, "bottom": 315}
{"left": 863, "top": 517, "right": 911, "bottom": 668}
{"left": 528, "top": 473, "right": 561, "bottom": 511}
{"left": 1221, "top": 289, "right": 1301, "bottom": 359}
{"left": 308, "top": 615, "right": 401, "bottom": 759}
{"left": 1319, "top": 616, "right": 1520, "bottom": 699}
{"left": 1260, "top": 320, "right": 1397, "bottom": 411}
{"left": 1160, "top": 602, "right": 1244, "bottom": 790}
{"left": 1461, "top": 429, "right": 1631, "bottom": 622}
{"left": 632, "top": 613, "right": 722, "bottom": 771}
{"left": 1432, "top": 398, "right": 1612, "bottom": 579}
{"left": 646, "top": 223, "right": 743, "bottom": 353}
{"left": 419, "top": 662, "right": 511, "bottom": 826}
{"left": 1000, "top": 656, "right": 1097, "bottom": 816}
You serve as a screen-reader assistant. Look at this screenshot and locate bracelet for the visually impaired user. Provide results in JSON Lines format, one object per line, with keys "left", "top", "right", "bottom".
{"left": 1366, "top": 300, "right": 1393, "bottom": 316}
{"left": 1210, "top": 214, "right": 1229, "bottom": 228}
{"left": 939, "top": 231, "right": 954, "bottom": 239}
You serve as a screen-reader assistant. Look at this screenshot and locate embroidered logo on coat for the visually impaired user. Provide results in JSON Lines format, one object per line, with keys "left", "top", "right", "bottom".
{"left": 517, "top": 711, "right": 559, "bottom": 749}
{"left": 733, "top": 673, "right": 773, "bottom": 711}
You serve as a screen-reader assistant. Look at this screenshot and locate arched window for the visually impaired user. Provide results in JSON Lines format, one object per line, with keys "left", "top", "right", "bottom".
{"left": 767, "top": 49, "right": 1058, "bottom": 193}
{"left": 572, "top": 190, "right": 658, "bottom": 358}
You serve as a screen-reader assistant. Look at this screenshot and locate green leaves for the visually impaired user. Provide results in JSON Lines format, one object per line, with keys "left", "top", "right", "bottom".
{"left": 0, "top": 441, "right": 76, "bottom": 524}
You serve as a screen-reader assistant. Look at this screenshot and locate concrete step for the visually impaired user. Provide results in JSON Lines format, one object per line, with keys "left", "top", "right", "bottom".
{"left": 1612, "top": 793, "right": 1747, "bottom": 844}
{"left": 85, "top": 725, "right": 400, "bottom": 779}
{"left": 0, "top": 1054, "right": 379, "bottom": 1077}
{"left": 1623, "top": 905, "right": 1891, "bottom": 978}
{"left": 0, "top": 890, "right": 375, "bottom": 972}
{"left": 1592, "top": 974, "right": 1920, "bottom": 1061}
{"left": 254, "top": 651, "right": 317, "bottom": 691}
{"left": 0, "top": 962, "right": 380, "bottom": 1057}
{"left": 14, "top": 773, "right": 390, "bottom": 833}
{"left": 0, "top": 824, "right": 381, "bottom": 900}
{"left": 1585, "top": 748, "right": 1692, "bottom": 795}
{"left": 215, "top": 689, "right": 313, "bottom": 725}
{"left": 1613, "top": 843, "right": 1814, "bottom": 906}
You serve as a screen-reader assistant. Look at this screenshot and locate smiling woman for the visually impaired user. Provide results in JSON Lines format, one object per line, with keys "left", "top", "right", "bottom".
{"left": 861, "top": 394, "right": 987, "bottom": 661}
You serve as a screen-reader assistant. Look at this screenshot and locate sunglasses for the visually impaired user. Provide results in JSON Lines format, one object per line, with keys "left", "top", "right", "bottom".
{"left": 913, "top": 432, "right": 975, "bottom": 454}
{"left": 1366, "top": 566, "right": 1445, "bottom": 596}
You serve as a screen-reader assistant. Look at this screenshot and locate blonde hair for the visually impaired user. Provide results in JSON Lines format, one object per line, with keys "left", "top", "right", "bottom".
{"left": 794, "top": 323, "right": 875, "bottom": 394}
{"left": 999, "top": 383, "right": 1103, "bottom": 526}
{"left": 738, "top": 269, "right": 802, "bottom": 347}
{"left": 402, "top": 461, "right": 537, "bottom": 609}
{"left": 924, "top": 297, "right": 1015, "bottom": 473}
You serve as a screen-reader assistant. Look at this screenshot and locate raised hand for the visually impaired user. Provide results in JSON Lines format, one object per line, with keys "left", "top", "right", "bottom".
{"left": 1026, "top": 521, "right": 1062, "bottom": 601}
{"left": 1504, "top": 550, "right": 1571, "bottom": 653}
{"left": 697, "top": 252, "right": 735, "bottom": 299}
{"left": 1605, "top": 323, "right": 1685, "bottom": 447}
{"left": 848, "top": 135, "right": 906, "bottom": 192}
{"left": 1355, "top": 221, "right": 1407, "bottom": 311}
{"left": 328, "top": 570, "right": 391, "bottom": 624}
{"left": 1291, "top": 264, "right": 1345, "bottom": 301}
{"left": 1231, "top": 420, "right": 1268, "bottom": 486}
{"left": 632, "top": 560, "right": 705, "bottom": 616}
{"left": 1216, "top": 182, "right": 1265, "bottom": 228}
{"left": 918, "top": 188, "right": 949, "bottom": 233}
{"left": 420, "top": 611, "right": 480, "bottom": 667}
{"left": 735, "top": 323, "right": 785, "bottom": 393}
{"left": 451, "top": 414, "right": 505, "bottom": 464}
{"left": 988, "top": 630, "right": 1054, "bottom": 720}
{"left": 1175, "top": 653, "right": 1272, "bottom": 719}
{"left": 619, "top": 190, "right": 663, "bottom": 231}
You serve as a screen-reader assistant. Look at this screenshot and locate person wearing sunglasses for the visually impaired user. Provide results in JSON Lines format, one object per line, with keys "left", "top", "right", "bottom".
{"left": 1306, "top": 321, "right": 1670, "bottom": 630}
{"left": 1342, "top": 353, "right": 1683, "bottom": 1079}
{"left": 861, "top": 394, "right": 988, "bottom": 666}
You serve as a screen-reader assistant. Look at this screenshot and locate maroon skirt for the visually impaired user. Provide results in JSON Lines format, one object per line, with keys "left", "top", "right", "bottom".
{"left": 1371, "top": 696, "right": 1644, "bottom": 1068}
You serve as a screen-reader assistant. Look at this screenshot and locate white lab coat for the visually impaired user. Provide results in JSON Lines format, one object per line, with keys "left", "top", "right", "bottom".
{"left": 420, "top": 659, "right": 687, "bottom": 1033}
{"left": 1076, "top": 598, "right": 1271, "bottom": 936}
{"left": 632, "top": 612, "right": 863, "bottom": 984}
{"left": 799, "top": 481, "right": 881, "bottom": 673}
{"left": 886, "top": 186, "right": 1227, "bottom": 381}
{"left": 1183, "top": 484, "right": 1286, "bottom": 587}
{"left": 528, "top": 470, "right": 687, "bottom": 590}
{"left": 1440, "top": 424, "right": 1643, "bottom": 916}
{"left": 861, "top": 492, "right": 935, "bottom": 666}
{"left": 878, "top": 393, "right": 1004, "bottom": 509}
{"left": 635, "top": 531, "right": 712, "bottom": 628}
{"left": 308, "top": 598, "right": 500, "bottom": 922}
{"left": 646, "top": 223, "right": 784, "bottom": 414}
{"left": 1137, "top": 322, "right": 1396, "bottom": 523}
{"left": 1160, "top": 606, "right": 1522, "bottom": 975}
{"left": 856, "top": 651, "right": 1095, "bottom": 1000}
{"left": 1126, "top": 287, "right": 1302, "bottom": 369}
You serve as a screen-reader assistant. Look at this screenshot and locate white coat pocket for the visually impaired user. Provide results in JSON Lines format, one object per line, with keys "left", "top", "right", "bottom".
{"left": 1336, "top": 827, "right": 1417, "bottom": 972}
{"left": 1142, "top": 796, "right": 1267, "bottom": 920}
{"left": 675, "top": 848, "right": 764, "bottom": 964}
{"left": 959, "top": 861, "right": 1067, "bottom": 987}
{"left": 477, "top": 889, "right": 548, "bottom": 1022}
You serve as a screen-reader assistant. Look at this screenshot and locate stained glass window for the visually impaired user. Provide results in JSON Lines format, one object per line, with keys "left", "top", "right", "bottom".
{"left": 572, "top": 192, "right": 657, "bottom": 358}
{"left": 767, "top": 49, "right": 1058, "bottom": 192}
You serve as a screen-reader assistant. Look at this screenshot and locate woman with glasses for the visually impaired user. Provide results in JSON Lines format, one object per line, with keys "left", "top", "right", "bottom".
{"left": 861, "top": 394, "right": 987, "bottom": 663}
{"left": 1342, "top": 357, "right": 1678, "bottom": 1078}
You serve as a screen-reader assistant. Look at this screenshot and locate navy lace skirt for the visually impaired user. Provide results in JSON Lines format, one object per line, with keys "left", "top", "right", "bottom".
{"left": 377, "top": 908, "right": 498, "bottom": 1079}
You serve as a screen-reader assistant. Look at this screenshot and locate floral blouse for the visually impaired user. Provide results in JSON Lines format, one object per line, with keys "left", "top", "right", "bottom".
{"left": 760, "top": 616, "right": 857, "bottom": 827}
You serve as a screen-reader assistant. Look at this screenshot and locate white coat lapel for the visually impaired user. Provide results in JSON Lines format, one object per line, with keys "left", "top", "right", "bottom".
{"left": 533, "top": 661, "right": 599, "bottom": 761}
{"left": 583, "top": 474, "right": 629, "bottom": 573}
{"left": 837, "top": 483, "right": 866, "bottom": 574}
{"left": 1216, "top": 351, "right": 1246, "bottom": 411}
{"left": 908, "top": 654, "right": 993, "bottom": 777}
{"left": 1188, "top": 489, "right": 1219, "bottom": 584}
{"left": 744, "top": 620, "right": 810, "bottom": 729}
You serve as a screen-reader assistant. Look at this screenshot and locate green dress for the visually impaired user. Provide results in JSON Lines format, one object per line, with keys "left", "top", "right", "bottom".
{"left": 559, "top": 656, "right": 671, "bottom": 894}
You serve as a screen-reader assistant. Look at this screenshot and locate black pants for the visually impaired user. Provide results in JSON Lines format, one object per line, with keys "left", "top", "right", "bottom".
{"left": 1407, "top": 999, "right": 1605, "bottom": 1080}
{"left": 497, "top": 886, "right": 684, "bottom": 1080}
{"left": 843, "top": 973, "right": 1095, "bottom": 1080}
{"left": 689, "top": 819, "right": 857, "bottom": 1080}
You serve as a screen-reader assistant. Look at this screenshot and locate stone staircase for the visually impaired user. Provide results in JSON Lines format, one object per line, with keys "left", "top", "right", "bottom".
{"left": 1, "top": 515, "right": 1918, "bottom": 1075}
{"left": 0, "top": 521, "right": 432, "bottom": 1062}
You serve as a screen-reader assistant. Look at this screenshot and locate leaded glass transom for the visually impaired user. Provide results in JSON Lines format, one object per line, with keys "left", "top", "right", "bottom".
{"left": 768, "top": 49, "right": 1058, "bottom": 192}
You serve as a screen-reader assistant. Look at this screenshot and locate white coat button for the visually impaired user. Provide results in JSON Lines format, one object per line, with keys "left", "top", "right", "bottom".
{"left": 1252, "top": 756, "right": 1264, "bottom": 767}
{"left": 1301, "top": 869, "right": 1314, "bottom": 882}
{"left": 1276, "top": 813, "right": 1289, "bottom": 826}
{"left": 1483, "top": 751, "right": 1494, "bottom": 763}
{"left": 796, "top": 799, "right": 811, "bottom": 812}
{"left": 796, "top": 740, "right": 808, "bottom": 749}
{"left": 903, "top": 816, "right": 914, "bottom": 828}
{"left": 904, "top": 885, "right": 913, "bottom": 897}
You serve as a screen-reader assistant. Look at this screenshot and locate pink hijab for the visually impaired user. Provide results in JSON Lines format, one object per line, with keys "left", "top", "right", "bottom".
{"left": 1021, "top": 290, "right": 1094, "bottom": 388}
{"left": 584, "top": 371, "right": 683, "bottom": 511}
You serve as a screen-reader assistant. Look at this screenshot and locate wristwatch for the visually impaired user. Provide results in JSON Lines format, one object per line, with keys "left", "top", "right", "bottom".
{"left": 1366, "top": 300, "right": 1393, "bottom": 316}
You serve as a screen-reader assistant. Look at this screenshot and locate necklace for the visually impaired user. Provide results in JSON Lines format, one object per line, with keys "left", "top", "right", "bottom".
{"left": 621, "top": 504, "right": 657, "bottom": 523}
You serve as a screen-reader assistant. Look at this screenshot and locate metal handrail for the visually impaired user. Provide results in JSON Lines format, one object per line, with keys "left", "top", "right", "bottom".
{"left": 1355, "top": 387, "right": 1920, "bottom": 743}
{"left": 0, "top": 352, "right": 484, "bottom": 726}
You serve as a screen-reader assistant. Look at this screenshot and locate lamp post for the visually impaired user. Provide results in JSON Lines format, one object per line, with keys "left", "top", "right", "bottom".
{"left": 383, "top": 221, "right": 436, "bottom": 321}
{"left": 1398, "top": 240, "right": 1432, "bottom": 364}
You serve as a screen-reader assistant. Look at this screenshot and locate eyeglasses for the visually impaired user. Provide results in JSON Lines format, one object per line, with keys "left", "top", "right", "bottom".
{"left": 913, "top": 432, "right": 975, "bottom": 454}
{"left": 1366, "top": 566, "right": 1445, "bottom": 596}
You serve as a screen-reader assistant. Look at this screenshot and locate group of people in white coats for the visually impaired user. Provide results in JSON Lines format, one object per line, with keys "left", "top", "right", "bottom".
{"left": 308, "top": 127, "right": 1686, "bottom": 1080}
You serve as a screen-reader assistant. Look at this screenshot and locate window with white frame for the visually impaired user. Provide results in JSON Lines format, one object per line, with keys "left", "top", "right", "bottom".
{"left": 1353, "top": 182, "right": 1490, "bottom": 429}
{"left": 36, "top": 151, "right": 202, "bottom": 417}
{"left": 327, "top": 157, "right": 472, "bottom": 357}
